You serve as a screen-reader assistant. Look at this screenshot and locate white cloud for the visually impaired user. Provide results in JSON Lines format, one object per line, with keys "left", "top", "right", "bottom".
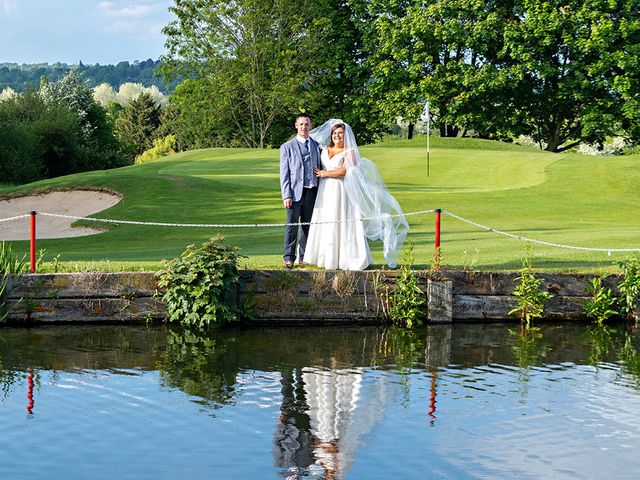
{"left": 1, "top": 0, "right": 17, "bottom": 15}
{"left": 98, "top": 1, "right": 152, "bottom": 17}
{"left": 105, "top": 19, "right": 138, "bottom": 33}
{"left": 147, "top": 22, "right": 164, "bottom": 35}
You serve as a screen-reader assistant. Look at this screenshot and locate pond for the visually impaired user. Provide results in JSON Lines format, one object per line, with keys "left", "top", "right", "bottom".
{"left": 1, "top": 323, "right": 640, "bottom": 479}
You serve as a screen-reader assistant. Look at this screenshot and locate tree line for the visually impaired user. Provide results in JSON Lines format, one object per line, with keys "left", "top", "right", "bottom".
{"left": 2, "top": 0, "right": 640, "bottom": 186}
{"left": 0, "top": 59, "right": 173, "bottom": 93}
{"left": 160, "top": 0, "right": 640, "bottom": 152}
{"left": 0, "top": 71, "right": 168, "bottom": 184}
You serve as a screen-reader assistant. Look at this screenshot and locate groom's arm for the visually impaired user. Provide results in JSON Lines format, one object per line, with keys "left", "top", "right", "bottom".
{"left": 280, "top": 143, "right": 293, "bottom": 208}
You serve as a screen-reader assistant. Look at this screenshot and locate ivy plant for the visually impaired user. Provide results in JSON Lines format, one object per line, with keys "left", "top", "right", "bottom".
{"left": 156, "top": 235, "right": 244, "bottom": 329}
{"left": 617, "top": 256, "right": 640, "bottom": 323}
{"left": 389, "top": 242, "right": 426, "bottom": 329}
{"left": 508, "top": 252, "right": 553, "bottom": 329}
{"left": 583, "top": 276, "right": 618, "bottom": 326}
{"left": 1, "top": 242, "right": 26, "bottom": 323}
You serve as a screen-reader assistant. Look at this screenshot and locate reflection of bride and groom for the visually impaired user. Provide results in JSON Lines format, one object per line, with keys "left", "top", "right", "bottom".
{"left": 273, "top": 364, "right": 393, "bottom": 480}
{"left": 280, "top": 114, "right": 409, "bottom": 270}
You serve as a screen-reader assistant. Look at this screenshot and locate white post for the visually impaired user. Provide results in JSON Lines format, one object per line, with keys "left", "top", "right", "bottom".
{"left": 421, "top": 101, "right": 431, "bottom": 177}
{"left": 426, "top": 101, "right": 430, "bottom": 177}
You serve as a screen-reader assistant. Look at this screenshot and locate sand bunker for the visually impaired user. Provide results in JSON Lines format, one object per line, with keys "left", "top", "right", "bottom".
{"left": 0, "top": 190, "right": 122, "bottom": 240}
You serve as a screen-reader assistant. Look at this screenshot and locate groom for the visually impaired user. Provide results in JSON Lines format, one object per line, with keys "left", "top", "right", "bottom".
{"left": 280, "top": 113, "right": 322, "bottom": 269}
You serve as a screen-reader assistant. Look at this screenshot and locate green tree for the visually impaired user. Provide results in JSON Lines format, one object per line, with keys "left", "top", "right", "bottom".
{"left": 0, "top": 107, "right": 39, "bottom": 183}
{"left": 40, "top": 69, "right": 99, "bottom": 141}
{"left": 40, "top": 69, "right": 126, "bottom": 170}
{"left": 0, "top": 90, "right": 82, "bottom": 182}
{"left": 32, "top": 106, "right": 83, "bottom": 177}
{"left": 158, "top": 77, "right": 243, "bottom": 150}
{"left": 160, "top": 0, "right": 329, "bottom": 148}
{"left": 307, "top": 0, "right": 386, "bottom": 143}
{"left": 0, "top": 71, "right": 125, "bottom": 184}
{"left": 367, "top": 0, "right": 640, "bottom": 150}
{"left": 502, "top": 0, "right": 640, "bottom": 151}
{"left": 115, "top": 92, "right": 162, "bottom": 157}
{"left": 366, "top": 0, "right": 507, "bottom": 138}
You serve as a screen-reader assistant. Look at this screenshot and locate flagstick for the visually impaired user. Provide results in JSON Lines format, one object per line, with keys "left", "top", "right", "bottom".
{"left": 426, "top": 102, "right": 430, "bottom": 177}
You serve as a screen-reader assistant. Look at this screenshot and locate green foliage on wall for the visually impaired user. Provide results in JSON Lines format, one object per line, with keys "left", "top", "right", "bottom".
{"left": 156, "top": 236, "right": 245, "bottom": 329}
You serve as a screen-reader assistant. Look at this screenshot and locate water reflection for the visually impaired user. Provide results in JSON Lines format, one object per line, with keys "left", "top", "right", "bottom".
{"left": 273, "top": 364, "right": 400, "bottom": 479}
{"left": 26, "top": 367, "right": 34, "bottom": 414}
{"left": 258, "top": 327, "right": 432, "bottom": 479}
{"left": 510, "top": 327, "right": 548, "bottom": 371}
{"left": 587, "top": 325, "right": 615, "bottom": 365}
{"left": 427, "top": 370, "right": 437, "bottom": 425}
{"left": 619, "top": 332, "right": 640, "bottom": 392}
{"left": 2, "top": 324, "right": 640, "bottom": 479}
{"left": 274, "top": 368, "right": 314, "bottom": 477}
{"left": 158, "top": 328, "right": 237, "bottom": 408}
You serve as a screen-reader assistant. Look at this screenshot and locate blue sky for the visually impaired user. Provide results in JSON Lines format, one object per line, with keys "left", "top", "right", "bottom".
{"left": 0, "top": 1, "right": 174, "bottom": 65}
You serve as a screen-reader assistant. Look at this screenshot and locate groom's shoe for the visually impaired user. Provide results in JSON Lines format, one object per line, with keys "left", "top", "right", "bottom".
{"left": 283, "top": 259, "right": 294, "bottom": 269}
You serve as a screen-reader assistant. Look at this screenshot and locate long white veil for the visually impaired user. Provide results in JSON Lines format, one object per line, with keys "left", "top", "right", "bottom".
{"left": 309, "top": 119, "right": 409, "bottom": 267}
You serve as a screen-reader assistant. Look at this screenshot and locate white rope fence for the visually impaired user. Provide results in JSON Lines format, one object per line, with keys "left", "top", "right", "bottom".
{"left": 1, "top": 208, "right": 639, "bottom": 253}
{"left": 441, "top": 210, "right": 640, "bottom": 254}
{"left": 30, "top": 209, "right": 436, "bottom": 228}
{"left": 0, "top": 214, "right": 30, "bottom": 223}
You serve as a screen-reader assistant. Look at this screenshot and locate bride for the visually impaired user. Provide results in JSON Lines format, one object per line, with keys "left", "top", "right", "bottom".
{"left": 303, "top": 119, "right": 408, "bottom": 270}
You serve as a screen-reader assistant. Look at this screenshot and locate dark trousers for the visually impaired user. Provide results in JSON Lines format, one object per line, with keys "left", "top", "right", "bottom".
{"left": 283, "top": 187, "right": 318, "bottom": 261}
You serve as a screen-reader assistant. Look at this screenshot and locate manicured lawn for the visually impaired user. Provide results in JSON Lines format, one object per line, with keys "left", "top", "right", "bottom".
{"left": 1, "top": 137, "right": 639, "bottom": 272}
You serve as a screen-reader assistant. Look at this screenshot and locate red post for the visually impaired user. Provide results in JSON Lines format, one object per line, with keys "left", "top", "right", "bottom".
{"left": 428, "top": 370, "right": 437, "bottom": 425}
{"left": 27, "top": 368, "right": 34, "bottom": 414}
{"left": 30, "top": 211, "right": 37, "bottom": 273}
{"left": 434, "top": 209, "right": 441, "bottom": 269}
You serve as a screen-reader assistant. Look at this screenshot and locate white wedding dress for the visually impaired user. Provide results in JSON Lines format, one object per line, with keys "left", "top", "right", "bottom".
{"left": 303, "top": 149, "right": 373, "bottom": 271}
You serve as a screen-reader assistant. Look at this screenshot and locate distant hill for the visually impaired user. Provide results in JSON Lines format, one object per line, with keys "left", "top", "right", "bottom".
{"left": 0, "top": 59, "right": 177, "bottom": 93}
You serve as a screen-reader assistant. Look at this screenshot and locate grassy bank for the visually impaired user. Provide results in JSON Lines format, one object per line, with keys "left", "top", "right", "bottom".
{"left": 1, "top": 136, "right": 639, "bottom": 272}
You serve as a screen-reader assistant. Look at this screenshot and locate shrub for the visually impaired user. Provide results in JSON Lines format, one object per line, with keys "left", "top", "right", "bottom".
{"left": 388, "top": 243, "right": 426, "bottom": 328}
{"left": 135, "top": 134, "right": 177, "bottom": 164}
{"left": 156, "top": 235, "right": 244, "bottom": 329}
{"left": 508, "top": 252, "right": 553, "bottom": 328}
{"left": 583, "top": 277, "right": 618, "bottom": 326}
{"left": 1, "top": 242, "right": 27, "bottom": 322}
{"left": 115, "top": 91, "right": 162, "bottom": 158}
{"left": 576, "top": 137, "right": 627, "bottom": 156}
{"left": 617, "top": 256, "right": 640, "bottom": 323}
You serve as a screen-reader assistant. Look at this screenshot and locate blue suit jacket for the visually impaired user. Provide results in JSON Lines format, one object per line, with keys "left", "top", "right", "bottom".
{"left": 280, "top": 137, "right": 322, "bottom": 202}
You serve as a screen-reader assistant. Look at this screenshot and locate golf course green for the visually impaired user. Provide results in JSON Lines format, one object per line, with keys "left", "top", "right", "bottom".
{"left": 1, "top": 136, "right": 639, "bottom": 272}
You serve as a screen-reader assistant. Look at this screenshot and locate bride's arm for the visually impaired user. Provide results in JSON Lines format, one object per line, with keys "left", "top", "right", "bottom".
{"left": 315, "top": 164, "right": 346, "bottom": 178}
{"left": 314, "top": 147, "right": 353, "bottom": 178}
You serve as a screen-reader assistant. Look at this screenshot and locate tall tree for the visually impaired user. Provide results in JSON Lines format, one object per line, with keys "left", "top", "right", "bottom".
{"left": 160, "top": 0, "right": 327, "bottom": 148}
{"left": 367, "top": 0, "right": 516, "bottom": 138}
{"left": 40, "top": 69, "right": 125, "bottom": 169}
{"left": 159, "top": 77, "right": 244, "bottom": 150}
{"left": 502, "top": 0, "right": 640, "bottom": 151}
{"left": 115, "top": 92, "right": 162, "bottom": 156}
{"left": 367, "top": 0, "right": 640, "bottom": 150}
{"left": 308, "top": 0, "right": 385, "bottom": 143}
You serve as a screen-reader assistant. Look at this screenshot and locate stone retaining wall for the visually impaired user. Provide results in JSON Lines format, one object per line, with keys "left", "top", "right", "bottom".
{"left": 2, "top": 270, "right": 606, "bottom": 324}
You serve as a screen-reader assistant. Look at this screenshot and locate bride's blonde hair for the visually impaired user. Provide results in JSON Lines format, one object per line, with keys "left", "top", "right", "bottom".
{"left": 327, "top": 122, "right": 346, "bottom": 147}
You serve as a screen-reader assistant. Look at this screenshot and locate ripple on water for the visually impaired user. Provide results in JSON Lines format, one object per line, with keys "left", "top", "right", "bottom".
{"left": 3, "top": 325, "right": 640, "bottom": 479}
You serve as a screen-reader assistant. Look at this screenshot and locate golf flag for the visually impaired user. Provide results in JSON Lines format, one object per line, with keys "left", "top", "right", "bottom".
{"left": 421, "top": 101, "right": 430, "bottom": 123}
{"left": 421, "top": 101, "right": 431, "bottom": 176}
